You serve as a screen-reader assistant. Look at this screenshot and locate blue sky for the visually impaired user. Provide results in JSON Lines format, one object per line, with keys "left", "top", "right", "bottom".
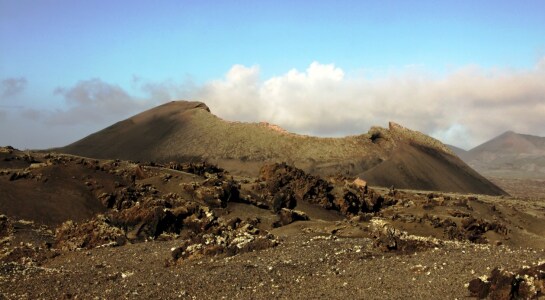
{"left": 1, "top": 0, "right": 545, "bottom": 149}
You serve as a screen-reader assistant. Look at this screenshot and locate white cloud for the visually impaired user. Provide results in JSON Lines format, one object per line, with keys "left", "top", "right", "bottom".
{"left": 195, "top": 65, "right": 262, "bottom": 122}
{"left": 186, "top": 60, "right": 545, "bottom": 149}
{"left": 2, "top": 78, "right": 159, "bottom": 149}
{"left": 2, "top": 59, "right": 545, "bottom": 150}
{"left": 49, "top": 78, "right": 150, "bottom": 125}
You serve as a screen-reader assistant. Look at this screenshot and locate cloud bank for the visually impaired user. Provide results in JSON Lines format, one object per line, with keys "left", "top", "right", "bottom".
{"left": 1, "top": 78, "right": 155, "bottom": 149}
{"left": 50, "top": 78, "right": 149, "bottom": 125}
{"left": 0, "top": 77, "right": 27, "bottom": 100}
{"left": 1, "top": 60, "right": 544, "bottom": 150}
{"left": 191, "top": 60, "right": 545, "bottom": 149}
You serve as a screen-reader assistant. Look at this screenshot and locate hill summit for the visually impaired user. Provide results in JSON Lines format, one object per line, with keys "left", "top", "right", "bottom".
{"left": 59, "top": 100, "right": 506, "bottom": 195}
{"left": 459, "top": 130, "right": 545, "bottom": 179}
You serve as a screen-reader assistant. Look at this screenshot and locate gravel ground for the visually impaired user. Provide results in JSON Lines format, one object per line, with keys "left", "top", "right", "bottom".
{"left": 2, "top": 228, "right": 544, "bottom": 299}
{"left": 1, "top": 148, "right": 544, "bottom": 299}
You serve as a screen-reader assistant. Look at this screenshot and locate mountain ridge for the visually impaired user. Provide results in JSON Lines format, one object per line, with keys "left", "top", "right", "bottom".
{"left": 58, "top": 100, "right": 506, "bottom": 195}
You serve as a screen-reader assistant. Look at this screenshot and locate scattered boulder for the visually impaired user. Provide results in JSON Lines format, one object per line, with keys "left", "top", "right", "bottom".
{"left": 257, "top": 163, "right": 333, "bottom": 209}
{"left": 371, "top": 219, "right": 438, "bottom": 253}
{"left": 255, "top": 163, "right": 391, "bottom": 216}
{"left": 110, "top": 205, "right": 175, "bottom": 240}
{"left": 195, "top": 186, "right": 228, "bottom": 208}
{"left": 0, "top": 243, "right": 58, "bottom": 265}
{"left": 468, "top": 263, "right": 545, "bottom": 299}
{"left": 97, "top": 192, "right": 116, "bottom": 208}
{"left": 171, "top": 219, "right": 278, "bottom": 261}
{"left": 418, "top": 214, "right": 508, "bottom": 243}
{"left": 352, "top": 177, "right": 368, "bottom": 192}
{"left": 180, "top": 176, "right": 240, "bottom": 208}
{"left": 334, "top": 187, "right": 365, "bottom": 215}
{"left": 0, "top": 146, "right": 15, "bottom": 154}
{"left": 105, "top": 183, "right": 159, "bottom": 210}
{"left": 134, "top": 165, "right": 147, "bottom": 179}
{"left": 28, "top": 162, "right": 49, "bottom": 170}
{"left": 461, "top": 216, "right": 508, "bottom": 243}
{"left": 333, "top": 181, "right": 387, "bottom": 216}
{"left": 273, "top": 208, "right": 309, "bottom": 227}
{"left": 271, "top": 188, "right": 297, "bottom": 212}
{"left": 0, "top": 215, "right": 12, "bottom": 239}
{"left": 9, "top": 171, "right": 32, "bottom": 181}
{"left": 365, "top": 190, "right": 386, "bottom": 212}
{"left": 168, "top": 161, "right": 224, "bottom": 176}
{"left": 55, "top": 216, "right": 127, "bottom": 250}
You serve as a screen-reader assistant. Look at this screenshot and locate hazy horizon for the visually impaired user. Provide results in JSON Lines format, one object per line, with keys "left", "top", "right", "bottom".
{"left": 1, "top": 0, "right": 544, "bottom": 150}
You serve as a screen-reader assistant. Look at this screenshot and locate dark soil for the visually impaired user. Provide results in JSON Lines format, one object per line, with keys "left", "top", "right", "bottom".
{"left": 1, "top": 147, "right": 543, "bottom": 299}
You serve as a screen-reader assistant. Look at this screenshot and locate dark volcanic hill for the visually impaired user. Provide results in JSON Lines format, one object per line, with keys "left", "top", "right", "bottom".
{"left": 58, "top": 100, "right": 505, "bottom": 195}
{"left": 463, "top": 131, "right": 545, "bottom": 179}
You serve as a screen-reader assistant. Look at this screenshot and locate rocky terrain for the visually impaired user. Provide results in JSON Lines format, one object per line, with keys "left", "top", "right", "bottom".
{"left": 1, "top": 146, "right": 544, "bottom": 299}
{"left": 57, "top": 100, "right": 505, "bottom": 196}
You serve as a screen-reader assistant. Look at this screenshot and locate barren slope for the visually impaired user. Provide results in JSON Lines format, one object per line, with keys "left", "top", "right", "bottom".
{"left": 1, "top": 148, "right": 544, "bottom": 299}
{"left": 59, "top": 100, "right": 505, "bottom": 195}
{"left": 0, "top": 148, "right": 114, "bottom": 226}
{"left": 464, "top": 131, "right": 545, "bottom": 179}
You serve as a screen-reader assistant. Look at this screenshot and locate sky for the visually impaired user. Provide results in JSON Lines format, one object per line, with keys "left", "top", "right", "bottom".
{"left": 1, "top": 0, "right": 544, "bottom": 150}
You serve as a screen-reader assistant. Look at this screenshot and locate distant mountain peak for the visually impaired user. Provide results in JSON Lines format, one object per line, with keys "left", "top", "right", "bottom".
{"left": 500, "top": 130, "right": 517, "bottom": 136}
{"left": 462, "top": 129, "right": 545, "bottom": 179}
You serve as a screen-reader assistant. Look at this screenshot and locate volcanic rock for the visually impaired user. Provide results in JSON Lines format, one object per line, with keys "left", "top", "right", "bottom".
{"left": 273, "top": 208, "right": 309, "bottom": 227}
{"left": 468, "top": 263, "right": 545, "bottom": 299}
{"left": 55, "top": 216, "right": 127, "bottom": 250}
{"left": 256, "top": 162, "right": 334, "bottom": 210}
